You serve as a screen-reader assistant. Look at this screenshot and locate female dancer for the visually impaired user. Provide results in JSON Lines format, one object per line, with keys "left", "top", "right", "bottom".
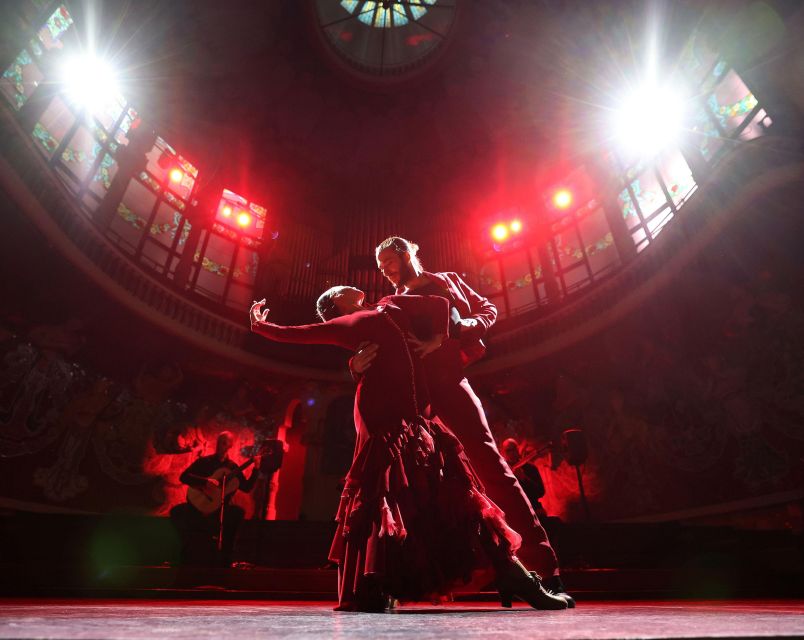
{"left": 250, "top": 287, "right": 566, "bottom": 612}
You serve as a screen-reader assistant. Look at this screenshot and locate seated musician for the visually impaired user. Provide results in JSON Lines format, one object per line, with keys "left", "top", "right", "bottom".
{"left": 170, "top": 431, "right": 260, "bottom": 567}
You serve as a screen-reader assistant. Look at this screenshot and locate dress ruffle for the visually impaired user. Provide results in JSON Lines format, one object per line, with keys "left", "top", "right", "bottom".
{"left": 329, "top": 416, "right": 521, "bottom": 608}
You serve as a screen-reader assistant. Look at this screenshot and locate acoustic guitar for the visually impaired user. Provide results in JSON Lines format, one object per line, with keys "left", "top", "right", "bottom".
{"left": 186, "top": 457, "right": 256, "bottom": 516}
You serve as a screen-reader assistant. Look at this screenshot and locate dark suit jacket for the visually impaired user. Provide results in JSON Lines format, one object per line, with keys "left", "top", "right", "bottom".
{"left": 401, "top": 271, "right": 497, "bottom": 368}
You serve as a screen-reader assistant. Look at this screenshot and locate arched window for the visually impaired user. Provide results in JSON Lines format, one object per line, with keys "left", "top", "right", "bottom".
{"left": 109, "top": 137, "right": 197, "bottom": 279}
{"left": 190, "top": 189, "right": 268, "bottom": 310}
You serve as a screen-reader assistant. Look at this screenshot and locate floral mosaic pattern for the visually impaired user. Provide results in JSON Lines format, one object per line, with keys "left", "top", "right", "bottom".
{"left": 36, "top": 5, "right": 73, "bottom": 50}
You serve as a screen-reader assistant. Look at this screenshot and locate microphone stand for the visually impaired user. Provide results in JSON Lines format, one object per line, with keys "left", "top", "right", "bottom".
{"left": 217, "top": 474, "right": 227, "bottom": 553}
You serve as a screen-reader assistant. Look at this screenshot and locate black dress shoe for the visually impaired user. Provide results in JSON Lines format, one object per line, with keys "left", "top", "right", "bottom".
{"left": 541, "top": 573, "right": 576, "bottom": 608}
{"left": 497, "top": 559, "right": 568, "bottom": 610}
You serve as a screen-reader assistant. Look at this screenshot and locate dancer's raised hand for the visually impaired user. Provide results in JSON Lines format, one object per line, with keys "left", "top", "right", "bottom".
{"left": 250, "top": 299, "right": 270, "bottom": 327}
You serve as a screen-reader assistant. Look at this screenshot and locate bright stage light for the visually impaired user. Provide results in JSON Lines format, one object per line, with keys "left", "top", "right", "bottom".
{"left": 510, "top": 219, "right": 522, "bottom": 233}
{"left": 169, "top": 168, "right": 184, "bottom": 183}
{"left": 237, "top": 212, "right": 251, "bottom": 227}
{"left": 613, "top": 82, "right": 686, "bottom": 159}
{"left": 61, "top": 54, "right": 119, "bottom": 114}
{"left": 553, "top": 189, "right": 572, "bottom": 209}
{"left": 491, "top": 223, "right": 509, "bottom": 242}
{"left": 222, "top": 205, "right": 233, "bottom": 217}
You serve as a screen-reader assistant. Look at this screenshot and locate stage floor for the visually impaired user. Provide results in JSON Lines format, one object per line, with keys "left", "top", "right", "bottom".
{"left": 1, "top": 599, "right": 803, "bottom": 639}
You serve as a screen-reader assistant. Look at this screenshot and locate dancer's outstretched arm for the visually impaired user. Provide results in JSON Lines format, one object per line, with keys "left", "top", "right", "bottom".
{"left": 249, "top": 300, "right": 358, "bottom": 350}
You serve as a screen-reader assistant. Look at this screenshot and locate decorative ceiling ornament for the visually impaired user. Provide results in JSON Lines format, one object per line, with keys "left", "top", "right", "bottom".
{"left": 312, "top": 0, "right": 461, "bottom": 85}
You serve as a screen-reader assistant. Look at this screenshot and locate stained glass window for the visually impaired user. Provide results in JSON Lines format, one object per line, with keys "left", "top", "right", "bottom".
{"left": 194, "top": 232, "right": 234, "bottom": 301}
{"left": 36, "top": 5, "right": 74, "bottom": 50}
{"left": 226, "top": 246, "right": 261, "bottom": 310}
{"left": 31, "top": 96, "right": 74, "bottom": 156}
{"left": 632, "top": 227, "right": 649, "bottom": 254}
{"left": 478, "top": 260, "right": 503, "bottom": 298}
{"left": 706, "top": 70, "right": 762, "bottom": 140}
{"left": 190, "top": 189, "right": 269, "bottom": 308}
{"left": 217, "top": 189, "right": 267, "bottom": 240}
{"left": 550, "top": 217, "right": 585, "bottom": 273}
{"left": 99, "top": 135, "right": 197, "bottom": 276}
{"left": 0, "top": 5, "right": 74, "bottom": 110}
{"left": 110, "top": 181, "right": 158, "bottom": 254}
{"left": 18, "top": 6, "right": 140, "bottom": 209}
{"left": 339, "top": 0, "right": 439, "bottom": 28}
{"left": 549, "top": 217, "right": 590, "bottom": 296}
{"left": 1, "top": 47, "right": 45, "bottom": 110}
{"left": 657, "top": 150, "right": 696, "bottom": 209}
{"left": 691, "top": 104, "right": 724, "bottom": 162}
{"left": 576, "top": 205, "right": 619, "bottom": 278}
{"left": 115, "top": 108, "right": 140, "bottom": 146}
{"left": 502, "top": 250, "right": 543, "bottom": 315}
{"left": 316, "top": 0, "right": 458, "bottom": 80}
{"left": 59, "top": 126, "right": 100, "bottom": 183}
{"left": 627, "top": 168, "right": 669, "bottom": 222}
{"left": 144, "top": 137, "right": 198, "bottom": 200}
{"left": 685, "top": 52, "right": 770, "bottom": 166}
{"left": 738, "top": 109, "right": 772, "bottom": 142}
{"left": 617, "top": 168, "right": 675, "bottom": 251}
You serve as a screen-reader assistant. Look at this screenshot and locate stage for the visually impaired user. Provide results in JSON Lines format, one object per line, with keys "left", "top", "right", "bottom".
{"left": 0, "top": 599, "right": 802, "bottom": 639}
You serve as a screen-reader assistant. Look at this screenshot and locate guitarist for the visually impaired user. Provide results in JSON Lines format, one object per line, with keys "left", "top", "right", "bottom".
{"left": 171, "top": 431, "right": 259, "bottom": 567}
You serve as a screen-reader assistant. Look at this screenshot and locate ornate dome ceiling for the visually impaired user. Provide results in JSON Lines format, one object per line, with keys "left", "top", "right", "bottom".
{"left": 312, "top": 0, "right": 460, "bottom": 83}
{"left": 100, "top": 0, "right": 566, "bottom": 211}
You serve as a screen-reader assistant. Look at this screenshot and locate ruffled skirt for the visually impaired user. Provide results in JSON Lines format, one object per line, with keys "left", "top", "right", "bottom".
{"left": 328, "top": 416, "right": 521, "bottom": 610}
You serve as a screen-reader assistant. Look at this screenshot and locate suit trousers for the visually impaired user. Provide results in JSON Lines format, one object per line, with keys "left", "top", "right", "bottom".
{"left": 428, "top": 377, "right": 559, "bottom": 579}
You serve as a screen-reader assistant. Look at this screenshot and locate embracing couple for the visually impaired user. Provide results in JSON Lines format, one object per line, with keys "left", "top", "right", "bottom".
{"left": 250, "top": 236, "right": 573, "bottom": 612}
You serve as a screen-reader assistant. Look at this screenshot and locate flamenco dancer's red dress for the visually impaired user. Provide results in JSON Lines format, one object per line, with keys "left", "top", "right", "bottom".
{"left": 252, "top": 295, "right": 520, "bottom": 610}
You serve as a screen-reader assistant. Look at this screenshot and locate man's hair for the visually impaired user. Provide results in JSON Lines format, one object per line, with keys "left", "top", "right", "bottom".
{"left": 316, "top": 285, "right": 349, "bottom": 322}
{"left": 375, "top": 236, "right": 423, "bottom": 272}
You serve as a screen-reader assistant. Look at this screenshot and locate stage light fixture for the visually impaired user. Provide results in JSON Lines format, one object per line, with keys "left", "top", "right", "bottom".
{"left": 491, "top": 223, "right": 509, "bottom": 242}
{"left": 169, "top": 168, "right": 184, "bottom": 183}
{"left": 510, "top": 219, "right": 522, "bottom": 233}
{"left": 61, "top": 54, "right": 119, "bottom": 114}
{"left": 613, "top": 82, "right": 686, "bottom": 159}
{"left": 237, "top": 212, "right": 251, "bottom": 227}
{"left": 553, "top": 189, "right": 573, "bottom": 209}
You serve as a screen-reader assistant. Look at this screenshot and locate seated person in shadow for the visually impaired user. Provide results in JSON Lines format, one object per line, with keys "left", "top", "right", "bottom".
{"left": 501, "top": 438, "right": 549, "bottom": 521}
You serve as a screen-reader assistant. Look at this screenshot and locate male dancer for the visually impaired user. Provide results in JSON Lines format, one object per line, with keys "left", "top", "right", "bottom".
{"left": 351, "top": 236, "right": 574, "bottom": 606}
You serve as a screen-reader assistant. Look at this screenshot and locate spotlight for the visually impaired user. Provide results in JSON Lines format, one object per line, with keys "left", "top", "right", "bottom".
{"left": 222, "top": 205, "right": 233, "bottom": 217}
{"left": 491, "top": 223, "right": 509, "bottom": 242}
{"left": 61, "top": 54, "right": 119, "bottom": 114}
{"left": 237, "top": 212, "right": 251, "bottom": 227}
{"left": 169, "top": 168, "right": 184, "bottom": 183}
{"left": 613, "top": 82, "right": 686, "bottom": 159}
{"left": 553, "top": 189, "right": 573, "bottom": 209}
{"left": 510, "top": 219, "right": 522, "bottom": 233}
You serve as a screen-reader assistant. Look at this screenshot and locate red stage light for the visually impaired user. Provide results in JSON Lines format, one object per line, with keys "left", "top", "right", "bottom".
{"left": 553, "top": 189, "right": 572, "bottom": 209}
{"left": 169, "top": 168, "right": 183, "bottom": 183}
{"left": 491, "top": 223, "right": 509, "bottom": 242}
{"left": 510, "top": 219, "right": 522, "bottom": 233}
{"left": 222, "top": 205, "right": 232, "bottom": 217}
{"left": 237, "top": 212, "right": 251, "bottom": 227}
